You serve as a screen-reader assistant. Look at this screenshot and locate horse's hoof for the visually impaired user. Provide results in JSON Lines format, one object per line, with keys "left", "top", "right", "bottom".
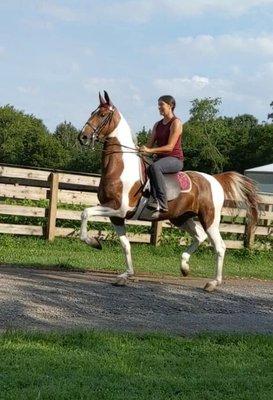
{"left": 180, "top": 261, "right": 189, "bottom": 277}
{"left": 204, "top": 282, "right": 217, "bottom": 293}
{"left": 93, "top": 237, "right": 102, "bottom": 250}
{"left": 181, "top": 268, "right": 189, "bottom": 277}
{"left": 86, "top": 237, "right": 102, "bottom": 250}
{"left": 112, "top": 277, "right": 127, "bottom": 286}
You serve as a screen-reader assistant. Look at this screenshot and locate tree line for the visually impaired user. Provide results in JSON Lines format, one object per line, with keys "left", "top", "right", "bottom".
{"left": 0, "top": 98, "right": 273, "bottom": 174}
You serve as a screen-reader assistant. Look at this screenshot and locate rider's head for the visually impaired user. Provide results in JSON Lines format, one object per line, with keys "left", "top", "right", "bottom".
{"left": 158, "top": 95, "right": 176, "bottom": 116}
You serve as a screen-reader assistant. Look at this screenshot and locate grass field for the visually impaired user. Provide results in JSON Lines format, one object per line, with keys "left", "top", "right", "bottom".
{"left": 0, "top": 330, "right": 272, "bottom": 400}
{"left": 0, "top": 235, "right": 272, "bottom": 280}
{"left": 1, "top": 237, "right": 272, "bottom": 399}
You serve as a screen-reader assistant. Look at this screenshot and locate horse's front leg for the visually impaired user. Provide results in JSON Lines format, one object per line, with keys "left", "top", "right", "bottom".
{"left": 80, "top": 205, "right": 122, "bottom": 249}
{"left": 110, "top": 217, "right": 134, "bottom": 286}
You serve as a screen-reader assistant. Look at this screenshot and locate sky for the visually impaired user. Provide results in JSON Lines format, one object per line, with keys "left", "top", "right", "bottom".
{"left": 1, "top": 0, "right": 273, "bottom": 134}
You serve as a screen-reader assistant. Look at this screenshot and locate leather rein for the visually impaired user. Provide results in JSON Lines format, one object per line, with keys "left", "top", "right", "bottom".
{"left": 83, "top": 107, "right": 151, "bottom": 166}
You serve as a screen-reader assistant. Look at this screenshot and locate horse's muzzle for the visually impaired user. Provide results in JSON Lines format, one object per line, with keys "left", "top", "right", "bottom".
{"left": 78, "top": 132, "right": 90, "bottom": 146}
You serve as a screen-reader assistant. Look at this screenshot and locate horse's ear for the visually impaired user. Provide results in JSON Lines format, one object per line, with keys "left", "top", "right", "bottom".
{"left": 99, "top": 92, "right": 106, "bottom": 105}
{"left": 104, "top": 90, "right": 114, "bottom": 107}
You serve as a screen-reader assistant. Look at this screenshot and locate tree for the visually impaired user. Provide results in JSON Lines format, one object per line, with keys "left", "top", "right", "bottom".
{"left": 54, "top": 121, "right": 80, "bottom": 150}
{"left": 189, "top": 97, "right": 222, "bottom": 123}
{"left": 244, "top": 124, "right": 273, "bottom": 169}
{"left": 222, "top": 114, "right": 259, "bottom": 172}
{"left": 70, "top": 144, "right": 102, "bottom": 173}
{"left": 136, "top": 126, "right": 151, "bottom": 147}
{"left": 184, "top": 98, "right": 227, "bottom": 173}
{"left": 268, "top": 101, "right": 273, "bottom": 122}
{"left": 0, "top": 105, "right": 68, "bottom": 168}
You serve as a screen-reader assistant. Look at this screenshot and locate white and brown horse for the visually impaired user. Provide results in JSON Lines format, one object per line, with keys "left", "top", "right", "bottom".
{"left": 78, "top": 91, "right": 259, "bottom": 292}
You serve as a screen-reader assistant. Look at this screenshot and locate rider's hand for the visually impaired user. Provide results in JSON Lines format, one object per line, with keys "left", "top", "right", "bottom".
{"left": 139, "top": 146, "right": 151, "bottom": 154}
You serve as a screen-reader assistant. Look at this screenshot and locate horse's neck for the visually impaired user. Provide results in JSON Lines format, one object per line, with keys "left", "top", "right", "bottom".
{"left": 108, "top": 113, "right": 136, "bottom": 147}
{"left": 102, "top": 114, "right": 141, "bottom": 183}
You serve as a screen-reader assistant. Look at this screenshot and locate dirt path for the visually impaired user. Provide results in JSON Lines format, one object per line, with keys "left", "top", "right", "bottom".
{"left": 1, "top": 266, "right": 273, "bottom": 335}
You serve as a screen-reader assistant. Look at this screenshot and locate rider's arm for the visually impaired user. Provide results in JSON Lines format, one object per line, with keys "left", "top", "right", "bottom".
{"left": 146, "top": 122, "right": 158, "bottom": 148}
{"left": 147, "top": 119, "right": 182, "bottom": 154}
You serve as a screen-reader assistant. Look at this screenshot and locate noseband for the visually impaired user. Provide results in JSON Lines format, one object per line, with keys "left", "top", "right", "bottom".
{"left": 81, "top": 106, "right": 151, "bottom": 166}
{"left": 84, "top": 107, "right": 115, "bottom": 149}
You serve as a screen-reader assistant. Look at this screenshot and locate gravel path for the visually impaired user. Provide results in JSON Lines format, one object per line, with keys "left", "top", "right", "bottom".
{"left": 1, "top": 266, "right": 273, "bottom": 335}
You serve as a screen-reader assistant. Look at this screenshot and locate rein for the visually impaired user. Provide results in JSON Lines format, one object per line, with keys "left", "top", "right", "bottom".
{"left": 83, "top": 108, "right": 151, "bottom": 166}
{"left": 96, "top": 137, "right": 152, "bottom": 166}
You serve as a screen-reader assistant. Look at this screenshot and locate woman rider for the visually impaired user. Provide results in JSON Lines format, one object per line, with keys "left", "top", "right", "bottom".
{"left": 140, "top": 95, "right": 184, "bottom": 214}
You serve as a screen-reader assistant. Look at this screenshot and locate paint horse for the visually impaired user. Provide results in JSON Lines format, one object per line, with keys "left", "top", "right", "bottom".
{"left": 78, "top": 91, "right": 259, "bottom": 292}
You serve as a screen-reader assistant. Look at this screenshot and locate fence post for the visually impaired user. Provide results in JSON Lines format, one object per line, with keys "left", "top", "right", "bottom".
{"left": 244, "top": 218, "right": 255, "bottom": 248}
{"left": 46, "top": 172, "right": 59, "bottom": 241}
{"left": 150, "top": 221, "right": 163, "bottom": 246}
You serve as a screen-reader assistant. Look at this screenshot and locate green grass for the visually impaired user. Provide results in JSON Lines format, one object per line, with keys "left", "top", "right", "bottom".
{"left": 0, "top": 235, "right": 272, "bottom": 280}
{"left": 0, "top": 330, "right": 272, "bottom": 399}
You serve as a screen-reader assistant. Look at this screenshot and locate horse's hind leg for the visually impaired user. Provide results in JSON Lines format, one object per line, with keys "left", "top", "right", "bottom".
{"left": 204, "top": 224, "right": 226, "bottom": 292}
{"left": 179, "top": 218, "right": 207, "bottom": 276}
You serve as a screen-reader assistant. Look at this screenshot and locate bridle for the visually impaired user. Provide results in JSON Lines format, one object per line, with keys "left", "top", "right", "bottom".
{"left": 82, "top": 106, "right": 116, "bottom": 150}
{"left": 81, "top": 106, "right": 151, "bottom": 165}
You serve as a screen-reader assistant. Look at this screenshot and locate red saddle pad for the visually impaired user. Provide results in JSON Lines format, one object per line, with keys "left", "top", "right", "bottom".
{"left": 176, "top": 171, "right": 191, "bottom": 192}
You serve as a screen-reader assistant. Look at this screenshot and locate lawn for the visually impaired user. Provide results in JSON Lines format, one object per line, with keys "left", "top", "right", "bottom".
{"left": 0, "top": 235, "right": 272, "bottom": 280}
{"left": 0, "top": 330, "right": 272, "bottom": 400}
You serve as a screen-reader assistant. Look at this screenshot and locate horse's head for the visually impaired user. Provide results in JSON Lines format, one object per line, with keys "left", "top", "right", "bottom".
{"left": 79, "top": 91, "right": 120, "bottom": 148}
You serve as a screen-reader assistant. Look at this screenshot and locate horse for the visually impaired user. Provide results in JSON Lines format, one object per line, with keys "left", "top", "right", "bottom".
{"left": 78, "top": 91, "right": 259, "bottom": 292}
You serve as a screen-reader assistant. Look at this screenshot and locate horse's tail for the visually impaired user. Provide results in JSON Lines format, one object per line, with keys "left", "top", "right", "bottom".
{"left": 214, "top": 171, "right": 260, "bottom": 234}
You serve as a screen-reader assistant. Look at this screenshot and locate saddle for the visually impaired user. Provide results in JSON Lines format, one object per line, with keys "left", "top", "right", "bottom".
{"left": 132, "top": 159, "right": 192, "bottom": 220}
{"left": 139, "top": 158, "right": 192, "bottom": 200}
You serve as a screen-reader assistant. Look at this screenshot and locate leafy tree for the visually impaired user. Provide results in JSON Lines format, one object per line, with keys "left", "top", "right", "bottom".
{"left": 54, "top": 121, "right": 80, "bottom": 150}
{"left": 1, "top": 101, "right": 271, "bottom": 175}
{"left": 184, "top": 98, "right": 227, "bottom": 173}
{"left": 189, "top": 97, "right": 222, "bottom": 122}
{"left": 268, "top": 101, "right": 273, "bottom": 122}
{"left": 222, "top": 114, "right": 259, "bottom": 172}
{"left": 70, "top": 144, "right": 102, "bottom": 173}
{"left": 136, "top": 126, "right": 151, "bottom": 146}
{"left": 0, "top": 105, "right": 67, "bottom": 168}
{"left": 244, "top": 124, "right": 273, "bottom": 169}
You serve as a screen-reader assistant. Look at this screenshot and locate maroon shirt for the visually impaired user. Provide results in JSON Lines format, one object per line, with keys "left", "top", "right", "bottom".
{"left": 154, "top": 117, "right": 184, "bottom": 159}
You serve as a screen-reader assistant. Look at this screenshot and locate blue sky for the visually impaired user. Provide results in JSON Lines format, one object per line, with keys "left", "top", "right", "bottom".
{"left": 1, "top": 0, "right": 273, "bottom": 133}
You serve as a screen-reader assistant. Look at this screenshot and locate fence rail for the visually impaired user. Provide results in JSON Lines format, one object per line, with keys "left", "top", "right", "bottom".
{"left": 0, "top": 164, "right": 272, "bottom": 248}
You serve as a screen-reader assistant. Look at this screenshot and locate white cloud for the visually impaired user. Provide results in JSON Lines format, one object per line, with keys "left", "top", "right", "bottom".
{"left": 184, "top": 33, "right": 273, "bottom": 56}
{"left": 99, "top": 1, "right": 155, "bottom": 23}
{"left": 154, "top": 75, "right": 230, "bottom": 98}
{"left": 149, "top": 33, "right": 273, "bottom": 68}
{"left": 17, "top": 85, "right": 39, "bottom": 95}
{"left": 82, "top": 77, "right": 143, "bottom": 127}
{"left": 83, "top": 77, "right": 142, "bottom": 103}
{"left": 23, "top": 18, "right": 53, "bottom": 30}
{"left": 36, "top": 0, "right": 154, "bottom": 24}
{"left": 160, "top": 0, "right": 273, "bottom": 17}
{"left": 35, "top": 0, "right": 273, "bottom": 25}
{"left": 38, "top": 1, "right": 84, "bottom": 22}
{"left": 99, "top": 0, "right": 273, "bottom": 21}
{"left": 154, "top": 75, "right": 210, "bottom": 93}
{"left": 153, "top": 63, "right": 273, "bottom": 121}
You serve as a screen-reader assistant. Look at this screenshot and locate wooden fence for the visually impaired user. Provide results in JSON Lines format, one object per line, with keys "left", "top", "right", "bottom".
{"left": 0, "top": 163, "right": 272, "bottom": 249}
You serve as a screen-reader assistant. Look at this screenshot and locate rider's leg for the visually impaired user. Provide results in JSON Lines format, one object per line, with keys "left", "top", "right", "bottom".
{"left": 148, "top": 157, "right": 183, "bottom": 211}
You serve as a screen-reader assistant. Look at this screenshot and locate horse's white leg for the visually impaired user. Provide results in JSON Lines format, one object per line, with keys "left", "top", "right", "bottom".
{"left": 80, "top": 205, "right": 123, "bottom": 249}
{"left": 204, "top": 224, "right": 226, "bottom": 292}
{"left": 180, "top": 219, "right": 207, "bottom": 276}
{"left": 111, "top": 221, "right": 134, "bottom": 285}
